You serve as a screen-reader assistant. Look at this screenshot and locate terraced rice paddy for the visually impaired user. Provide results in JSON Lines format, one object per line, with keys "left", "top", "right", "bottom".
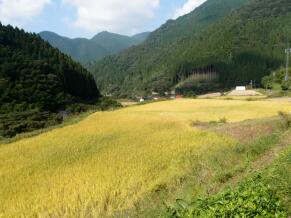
{"left": 1, "top": 99, "right": 290, "bottom": 217}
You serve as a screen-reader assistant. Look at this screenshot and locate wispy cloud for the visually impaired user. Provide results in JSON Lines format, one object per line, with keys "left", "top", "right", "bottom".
{"left": 0, "top": 0, "right": 51, "bottom": 25}
{"left": 62, "top": 0, "right": 160, "bottom": 35}
{"left": 173, "top": 0, "right": 206, "bottom": 19}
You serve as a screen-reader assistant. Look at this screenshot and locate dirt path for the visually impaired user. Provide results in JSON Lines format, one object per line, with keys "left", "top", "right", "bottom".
{"left": 196, "top": 117, "right": 278, "bottom": 144}
{"left": 226, "top": 130, "right": 291, "bottom": 188}
{"left": 251, "top": 131, "right": 291, "bottom": 171}
{"left": 197, "top": 92, "right": 222, "bottom": 98}
{"left": 228, "top": 90, "right": 263, "bottom": 96}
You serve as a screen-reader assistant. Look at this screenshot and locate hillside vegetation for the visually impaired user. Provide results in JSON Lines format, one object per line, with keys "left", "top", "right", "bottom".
{"left": 262, "top": 67, "right": 291, "bottom": 91}
{"left": 1, "top": 99, "right": 290, "bottom": 217}
{"left": 0, "top": 24, "right": 100, "bottom": 137}
{"left": 167, "top": 144, "right": 291, "bottom": 217}
{"left": 40, "top": 31, "right": 149, "bottom": 63}
{"left": 91, "top": 0, "right": 291, "bottom": 97}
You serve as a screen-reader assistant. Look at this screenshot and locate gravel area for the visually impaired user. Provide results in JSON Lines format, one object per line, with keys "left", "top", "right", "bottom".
{"left": 227, "top": 90, "right": 263, "bottom": 96}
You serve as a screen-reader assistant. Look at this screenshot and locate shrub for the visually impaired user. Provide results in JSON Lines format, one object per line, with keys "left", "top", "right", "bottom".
{"left": 278, "top": 111, "right": 291, "bottom": 130}
{"left": 281, "top": 81, "right": 290, "bottom": 91}
{"left": 166, "top": 175, "right": 286, "bottom": 218}
{"left": 216, "top": 171, "right": 233, "bottom": 183}
{"left": 261, "top": 75, "right": 273, "bottom": 89}
{"left": 98, "top": 97, "right": 122, "bottom": 111}
{"left": 208, "top": 118, "right": 227, "bottom": 125}
{"left": 184, "top": 91, "right": 197, "bottom": 99}
{"left": 219, "top": 117, "right": 227, "bottom": 123}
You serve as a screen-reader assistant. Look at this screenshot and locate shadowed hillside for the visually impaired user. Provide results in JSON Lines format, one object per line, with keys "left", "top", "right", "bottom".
{"left": 0, "top": 24, "right": 100, "bottom": 137}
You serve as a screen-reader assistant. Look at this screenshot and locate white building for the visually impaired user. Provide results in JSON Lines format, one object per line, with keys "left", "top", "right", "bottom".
{"left": 235, "top": 86, "right": 246, "bottom": 91}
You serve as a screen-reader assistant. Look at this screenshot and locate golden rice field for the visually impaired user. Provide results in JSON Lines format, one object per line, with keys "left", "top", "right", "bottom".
{"left": 1, "top": 99, "right": 291, "bottom": 217}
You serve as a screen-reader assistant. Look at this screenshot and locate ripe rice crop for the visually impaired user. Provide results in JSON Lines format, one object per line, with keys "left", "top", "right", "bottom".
{"left": 0, "top": 99, "right": 290, "bottom": 217}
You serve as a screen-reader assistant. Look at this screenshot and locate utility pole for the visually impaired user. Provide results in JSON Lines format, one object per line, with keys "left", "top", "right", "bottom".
{"left": 285, "top": 46, "right": 291, "bottom": 81}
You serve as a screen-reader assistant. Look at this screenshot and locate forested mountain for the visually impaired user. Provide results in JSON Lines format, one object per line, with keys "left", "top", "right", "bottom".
{"left": 0, "top": 23, "right": 100, "bottom": 137}
{"left": 39, "top": 31, "right": 150, "bottom": 63}
{"left": 90, "top": 0, "right": 291, "bottom": 97}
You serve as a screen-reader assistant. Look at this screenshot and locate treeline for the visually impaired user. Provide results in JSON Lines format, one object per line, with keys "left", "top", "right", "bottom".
{"left": 0, "top": 23, "right": 101, "bottom": 137}
{"left": 90, "top": 0, "right": 291, "bottom": 97}
{"left": 262, "top": 67, "right": 291, "bottom": 90}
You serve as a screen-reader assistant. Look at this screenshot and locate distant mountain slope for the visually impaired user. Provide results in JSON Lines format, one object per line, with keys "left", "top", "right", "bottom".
{"left": 39, "top": 31, "right": 150, "bottom": 63}
{"left": 90, "top": 0, "right": 249, "bottom": 97}
{"left": 91, "top": 0, "right": 291, "bottom": 97}
{"left": 175, "top": 0, "right": 291, "bottom": 88}
{"left": 0, "top": 24, "right": 100, "bottom": 137}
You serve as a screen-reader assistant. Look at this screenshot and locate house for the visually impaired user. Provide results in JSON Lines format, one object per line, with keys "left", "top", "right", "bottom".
{"left": 235, "top": 86, "right": 246, "bottom": 91}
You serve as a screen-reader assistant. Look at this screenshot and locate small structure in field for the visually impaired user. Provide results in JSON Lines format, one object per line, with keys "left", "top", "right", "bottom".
{"left": 235, "top": 86, "right": 246, "bottom": 91}
{"left": 139, "top": 98, "right": 145, "bottom": 102}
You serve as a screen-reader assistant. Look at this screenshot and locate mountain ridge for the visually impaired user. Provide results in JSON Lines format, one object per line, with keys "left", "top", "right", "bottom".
{"left": 39, "top": 31, "right": 150, "bottom": 63}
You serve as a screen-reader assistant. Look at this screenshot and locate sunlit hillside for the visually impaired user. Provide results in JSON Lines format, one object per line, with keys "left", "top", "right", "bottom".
{"left": 1, "top": 99, "right": 290, "bottom": 217}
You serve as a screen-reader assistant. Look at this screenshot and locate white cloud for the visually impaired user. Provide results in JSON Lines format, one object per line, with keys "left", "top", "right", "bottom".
{"left": 62, "top": 0, "right": 160, "bottom": 34}
{"left": 173, "top": 0, "right": 207, "bottom": 19}
{"left": 0, "top": 0, "right": 51, "bottom": 25}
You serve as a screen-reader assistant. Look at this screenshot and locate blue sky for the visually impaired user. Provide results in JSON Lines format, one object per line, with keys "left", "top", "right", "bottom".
{"left": 0, "top": 0, "right": 206, "bottom": 39}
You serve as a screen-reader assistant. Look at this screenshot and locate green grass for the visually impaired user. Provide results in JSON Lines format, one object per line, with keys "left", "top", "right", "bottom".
{"left": 261, "top": 145, "right": 291, "bottom": 214}
{"left": 166, "top": 132, "right": 291, "bottom": 218}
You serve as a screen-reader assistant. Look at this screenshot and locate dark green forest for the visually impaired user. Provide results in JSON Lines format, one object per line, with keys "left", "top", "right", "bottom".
{"left": 0, "top": 23, "right": 101, "bottom": 137}
{"left": 91, "top": 0, "right": 291, "bottom": 97}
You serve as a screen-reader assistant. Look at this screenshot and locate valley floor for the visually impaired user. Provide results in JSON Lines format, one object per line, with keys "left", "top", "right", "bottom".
{"left": 0, "top": 99, "right": 290, "bottom": 217}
